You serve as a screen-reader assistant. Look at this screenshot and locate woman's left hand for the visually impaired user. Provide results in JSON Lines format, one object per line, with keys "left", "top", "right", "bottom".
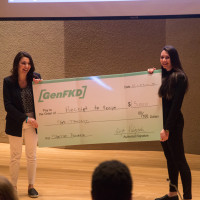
{"left": 33, "top": 78, "right": 43, "bottom": 84}
{"left": 27, "top": 117, "right": 38, "bottom": 128}
{"left": 160, "top": 129, "right": 169, "bottom": 142}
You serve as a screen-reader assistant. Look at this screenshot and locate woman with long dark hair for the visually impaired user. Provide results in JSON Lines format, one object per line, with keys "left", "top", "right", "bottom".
{"left": 148, "top": 46, "right": 192, "bottom": 200}
{"left": 3, "top": 51, "right": 42, "bottom": 198}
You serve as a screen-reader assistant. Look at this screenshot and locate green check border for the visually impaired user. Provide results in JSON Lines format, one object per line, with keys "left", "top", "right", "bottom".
{"left": 33, "top": 69, "right": 161, "bottom": 84}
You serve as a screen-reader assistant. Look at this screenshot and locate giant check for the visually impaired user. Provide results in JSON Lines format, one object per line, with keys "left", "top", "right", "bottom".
{"left": 33, "top": 70, "right": 163, "bottom": 147}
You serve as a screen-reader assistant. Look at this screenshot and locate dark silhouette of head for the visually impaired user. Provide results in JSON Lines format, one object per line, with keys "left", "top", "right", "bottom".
{"left": 0, "top": 176, "right": 18, "bottom": 200}
{"left": 91, "top": 160, "right": 132, "bottom": 200}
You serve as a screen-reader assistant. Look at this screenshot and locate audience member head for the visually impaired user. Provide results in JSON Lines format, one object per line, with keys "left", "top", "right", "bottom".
{"left": 91, "top": 160, "right": 132, "bottom": 200}
{"left": 0, "top": 176, "right": 18, "bottom": 200}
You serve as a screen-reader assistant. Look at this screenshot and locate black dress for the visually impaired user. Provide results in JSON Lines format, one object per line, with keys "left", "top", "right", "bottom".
{"left": 161, "top": 68, "right": 192, "bottom": 199}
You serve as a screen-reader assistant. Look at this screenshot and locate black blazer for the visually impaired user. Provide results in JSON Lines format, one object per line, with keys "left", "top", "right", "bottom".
{"left": 3, "top": 72, "right": 41, "bottom": 137}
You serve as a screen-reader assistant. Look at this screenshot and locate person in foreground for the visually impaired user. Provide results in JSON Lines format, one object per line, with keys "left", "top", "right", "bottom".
{"left": 3, "top": 51, "right": 42, "bottom": 198}
{"left": 0, "top": 175, "right": 18, "bottom": 200}
{"left": 148, "top": 45, "right": 192, "bottom": 200}
{"left": 91, "top": 160, "right": 132, "bottom": 200}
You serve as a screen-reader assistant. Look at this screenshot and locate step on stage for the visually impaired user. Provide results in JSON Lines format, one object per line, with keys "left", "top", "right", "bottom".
{"left": 0, "top": 143, "right": 199, "bottom": 200}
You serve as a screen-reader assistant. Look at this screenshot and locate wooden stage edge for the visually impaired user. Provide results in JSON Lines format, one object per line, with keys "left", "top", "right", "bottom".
{"left": 0, "top": 143, "right": 199, "bottom": 200}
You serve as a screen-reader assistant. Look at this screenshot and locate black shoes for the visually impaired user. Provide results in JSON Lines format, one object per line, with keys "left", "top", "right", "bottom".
{"left": 155, "top": 194, "right": 179, "bottom": 200}
{"left": 28, "top": 188, "right": 39, "bottom": 198}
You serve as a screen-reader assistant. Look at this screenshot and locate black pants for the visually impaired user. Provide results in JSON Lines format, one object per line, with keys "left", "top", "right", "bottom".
{"left": 161, "top": 125, "right": 192, "bottom": 199}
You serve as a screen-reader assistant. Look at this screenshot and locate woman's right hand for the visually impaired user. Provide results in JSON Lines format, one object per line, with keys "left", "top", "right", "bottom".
{"left": 160, "top": 129, "right": 169, "bottom": 142}
{"left": 27, "top": 117, "right": 38, "bottom": 128}
{"left": 147, "top": 67, "right": 156, "bottom": 74}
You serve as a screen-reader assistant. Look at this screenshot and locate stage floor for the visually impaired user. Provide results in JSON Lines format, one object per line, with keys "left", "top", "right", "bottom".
{"left": 0, "top": 143, "right": 199, "bottom": 200}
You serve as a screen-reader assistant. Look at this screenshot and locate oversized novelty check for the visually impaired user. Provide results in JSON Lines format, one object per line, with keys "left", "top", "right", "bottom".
{"left": 33, "top": 70, "right": 163, "bottom": 147}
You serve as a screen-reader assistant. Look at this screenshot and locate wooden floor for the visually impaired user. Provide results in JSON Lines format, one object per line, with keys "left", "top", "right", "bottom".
{"left": 0, "top": 143, "right": 199, "bottom": 200}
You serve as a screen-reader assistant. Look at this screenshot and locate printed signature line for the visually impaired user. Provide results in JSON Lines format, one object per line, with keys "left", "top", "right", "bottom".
{"left": 114, "top": 131, "right": 153, "bottom": 135}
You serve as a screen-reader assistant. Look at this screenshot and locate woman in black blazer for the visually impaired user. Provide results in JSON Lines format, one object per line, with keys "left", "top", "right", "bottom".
{"left": 3, "top": 51, "right": 42, "bottom": 198}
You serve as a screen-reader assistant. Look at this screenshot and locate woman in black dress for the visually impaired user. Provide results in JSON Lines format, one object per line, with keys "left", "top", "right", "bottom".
{"left": 148, "top": 45, "right": 192, "bottom": 200}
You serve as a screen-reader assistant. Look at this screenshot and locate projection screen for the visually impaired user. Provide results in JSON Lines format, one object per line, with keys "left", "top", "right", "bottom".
{"left": 0, "top": 0, "right": 200, "bottom": 18}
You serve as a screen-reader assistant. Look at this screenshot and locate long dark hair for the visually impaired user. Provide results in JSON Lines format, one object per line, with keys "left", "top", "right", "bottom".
{"left": 158, "top": 45, "right": 188, "bottom": 99}
{"left": 11, "top": 51, "right": 35, "bottom": 84}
